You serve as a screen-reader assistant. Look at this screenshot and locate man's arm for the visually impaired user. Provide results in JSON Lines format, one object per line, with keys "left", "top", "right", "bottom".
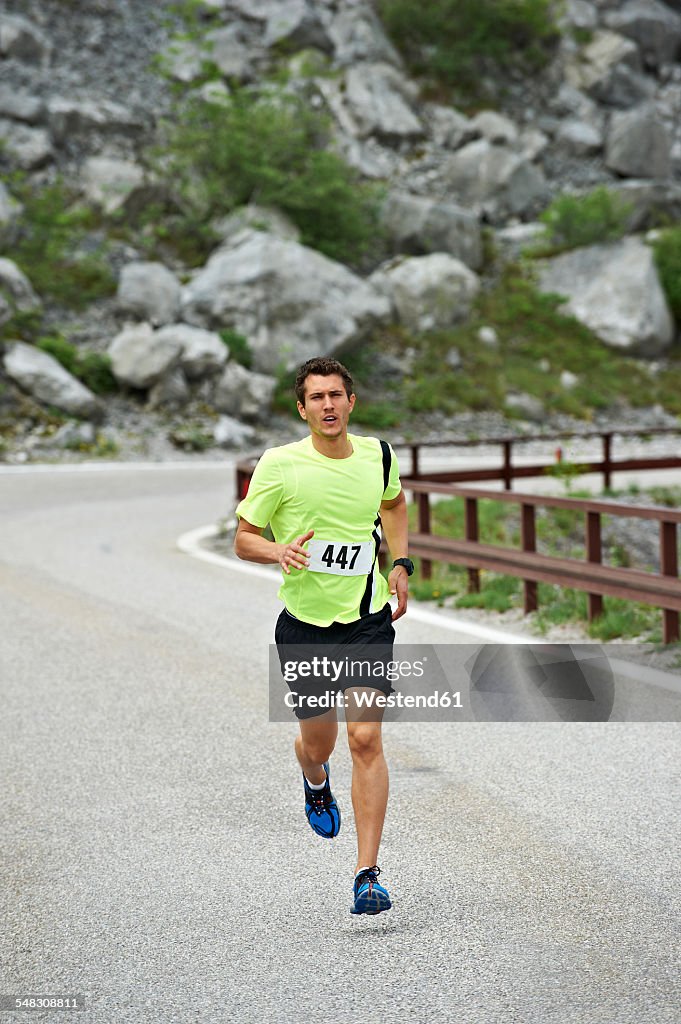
{"left": 380, "top": 488, "right": 409, "bottom": 621}
{"left": 234, "top": 518, "right": 313, "bottom": 575}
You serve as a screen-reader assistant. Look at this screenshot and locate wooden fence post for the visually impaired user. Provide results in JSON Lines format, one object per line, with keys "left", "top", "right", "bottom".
{"left": 586, "top": 510, "right": 604, "bottom": 623}
{"left": 521, "top": 503, "right": 537, "bottom": 613}
{"left": 465, "top": 497, "right": 479, "bottom": 593}
{"left": 660, "top": 520, "right": 680, "bottom": 643}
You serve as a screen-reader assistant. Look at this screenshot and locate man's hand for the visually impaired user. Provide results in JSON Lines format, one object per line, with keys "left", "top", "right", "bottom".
{"left": 388, "top": 565, "right": 408, "bottom": 621}
{"left": 278, "top": 529, "right": 314, "bottom": 575}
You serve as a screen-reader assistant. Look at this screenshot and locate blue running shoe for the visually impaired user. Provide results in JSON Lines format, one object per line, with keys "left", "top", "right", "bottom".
{"left": 351, "top": 865, "right": 392, "bottom": 915}
{"left": 303, "top": 762, "right": 341, "bottom": 839}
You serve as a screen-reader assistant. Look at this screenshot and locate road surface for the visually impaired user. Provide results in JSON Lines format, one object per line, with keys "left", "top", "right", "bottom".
{"left": 1, "top": 463, "right": 679, "bottom": 1023}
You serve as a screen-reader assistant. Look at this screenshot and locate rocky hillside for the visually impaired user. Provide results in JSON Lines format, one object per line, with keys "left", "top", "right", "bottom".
{"left": 1, "top": 0, "right": 681, "bottom": 461}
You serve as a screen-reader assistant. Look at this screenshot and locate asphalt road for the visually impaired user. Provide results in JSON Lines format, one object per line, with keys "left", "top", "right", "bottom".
{"left": 1, "top": 463, "right": 679, "bottom": 1024}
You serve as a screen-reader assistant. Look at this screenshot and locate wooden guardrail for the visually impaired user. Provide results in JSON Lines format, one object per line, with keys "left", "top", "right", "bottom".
{"left": 399, "top": 427, "right": 681, "bottom": 490}
{"left": 405, "top": 480, "right": 681, "bottom": 644}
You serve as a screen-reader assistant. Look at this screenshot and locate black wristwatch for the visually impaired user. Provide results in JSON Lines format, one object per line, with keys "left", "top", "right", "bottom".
{"left": 392, "top": 558, "right": 415, "bottom": 576}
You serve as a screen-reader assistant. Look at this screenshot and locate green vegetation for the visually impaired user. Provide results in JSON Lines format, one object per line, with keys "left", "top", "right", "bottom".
{"left": 36, "top": 336, "right": 117, "bottom": 395}
{"left": 532, "top": 187, "right": 633, "bottom": 256}
{"left": 355, "top": 264, "right": 681, "bottom": 421}
{"left": 153, "top": 89, "right": 384, "bottom": 266}
{"left": 220, "top": 330, "right": 253, "bottom": 369}
{"left": 378, "top": 0, "right": 558, "bottom": 100}
{"left": 1, "top": 179, "right": 115, "bottom": 309}
{"left": 652, "top": 226, "right": 681, "bottom": 322}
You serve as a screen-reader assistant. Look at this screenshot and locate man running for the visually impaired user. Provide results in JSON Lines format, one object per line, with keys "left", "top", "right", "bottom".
{"left": 233, "top": 356, "right": 413, "bottom": 915}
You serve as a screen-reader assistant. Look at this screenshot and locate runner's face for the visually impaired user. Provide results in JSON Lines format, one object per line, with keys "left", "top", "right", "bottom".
{"left": 297, "top": 373, "right": 355, "bottom": 439}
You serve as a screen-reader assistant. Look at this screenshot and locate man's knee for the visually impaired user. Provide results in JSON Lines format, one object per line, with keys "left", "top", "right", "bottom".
{"left": 347, "top": 723, "right": 383, "bottom": 764}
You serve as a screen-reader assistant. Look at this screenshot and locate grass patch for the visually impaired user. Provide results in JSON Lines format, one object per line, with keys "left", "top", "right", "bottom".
{"left": 151, "top": 87, "right": 384, "bottom": 268}
{"left": 531, "top": 187, "right": 633, "bottom": 257}
{"left": 1, "top": 178, "right": 116, "bottom": 309}
{"left": 652, "top": 225, "right": 681, "bottom": 322}
{"left": 377, "top": 0, "right": 558, "bottom": 103}
{"left": 36, "top": 336, "right": 117, "bottom": 395}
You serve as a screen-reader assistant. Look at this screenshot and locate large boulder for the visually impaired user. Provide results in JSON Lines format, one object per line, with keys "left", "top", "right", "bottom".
{"left": 0, "top": 182, "right": 21, "bottom": 228}
{"left": 443, "top": 139, "right": 549, "bottom": 222}
{"left": 212, "top": 361, "right": 276, "bottom": 422}
{"left": 605, "top": 1, "right": 681, "bottom": 71}
{"left": 3, "top": 342, "right": 101, "bottom": 419}
{"left": 108, "top": 323, "right": 182, "bottom": 389}
{"left": 379, "top": 192, "right": 482, "bottom": 271}
{"left": 81, "top": 156, "right": 145, "bottom": 214}
{"left": 47, "top": 97, "right": 145, "bottom": 142}
{"left": 212, "top": 204, "right": 301, "bottom": 245}
{"left": 0, "top": 120, "right": 52, "bottom": 169}
{"left": 0, "top": 86, "right": 44, "bottom": 123}
{"left": 263, "top": 1, "right": 333, "bottom": 53}
{"left": 181, "top": 230, "right": 391, "bottom": 371}
{"left": 206, "top": 25, "right": 256, "bottom": 81}
{"left": 328, "top": 63, "right": 423, "bottom": 145}
{"left": 327, "top": 4, "right": 401, "bottom": 66}
{"left": 565, "top": 30, "right": 655, "bottom": 108}
{"left": 117, "top": 262, "right": 182, "bottom": 326}
{"left": 370, "top": 254, "right": 480, "bottom": 333}
{"left": 153, "top": 323, "right": 228, "bottom": 380}
{"left": 0, "top": 14, "right": 50, "bottom": 63}
{"left": 0, "top": 258, "right": 42, "bottom": 324}
{"left": 537, "top": 236, "right": 674, "bottom": 357}
{"left": 606, "top": 105, "right": 671, "bottom": 179}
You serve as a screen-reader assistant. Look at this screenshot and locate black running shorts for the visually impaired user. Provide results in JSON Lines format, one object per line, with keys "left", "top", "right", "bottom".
{"left": 274, "top": 603, "right": 396, "bottom": 720}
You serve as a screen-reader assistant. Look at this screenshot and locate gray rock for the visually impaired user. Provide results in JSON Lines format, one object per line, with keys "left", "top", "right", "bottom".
{"left": 561, "top": 370, "right": 579, "bottom": 389}
{"left": 505, "top": 392, "right": 545, "bottom": 421}
{"left": 0, "top": 14, "right": 50, "bottom": 63}
{"left": 160, "top": 39, "right": 205, "bottom": 84}
{"left": 556, "top": 119, "right": 603, "bottom": 155}
{"left": 3, "top": 342, "right": 101, "bottom": 419}
{"left": 0, "top": 85, "right": 44, "bottom": 124}
{"left": 264, "top": 0, "right": 333, "bottom": 53}
{"left": 49, "top": 420, "right": 97, "bottom": 449}
{"left": 342, "top": 63, "right": 423, "bottom": 144}
{"left": 379, "top": 191, "right": 482, "bottom": 271}
{"left": 108, "top": 323, "right": 182, "bottom": 389}
{"left": 562, "top": 0, "right": 598, "bottom": 30}
{"left": 566, "top": 29, "right": 655, "bottom": 107}
{"left": 206, "top": 25, "right": 255, "bottom": 81}
{"left": 147, "top": 367, "right": 191, "bottom": 409}
{"left": 331, "top": 131, "right": 400, "bottom": 179}
{"left": 424, "top": 104, "right": 473, "bottom": 150}
{"left": 443, "top": 139, "right": 549, "bottom": 222}
{"left": 47, "top": 97, "right": 145, "bottom": 142}
{"left": 469, "top": 110, "right": 519, "bottom": 146}
{"left": 0, "top": 258, "right": 42, "bottom": 321}
{"left": 520, "top": 128, "right": 550, "bottom": 161}
{"left": 445, "top": 347, "right": 462, "bottom": 369}
{"left": 213, "top": 414, "right": 255, "bottom": 447}
{"left": 609, "top": 180, "right": 681, "bottom": 230}
{"left": 537, "top": 236, "right": 674, "bottom": 356}
{"left": 153, "top": 323, "right": 228, "bottom": 380}
{"left": 181, "top": 229, "right": 391, "bottom": 371}
{"left": 605, "top": 0, "right": 681, "bottom": 71}
{"left": 478, "top": 326, "right": 499, "bottom": 348}
{"left": 370, "top": 254, "right": 480, "bottom": 333}
{"left": 213, "top": 361, "right": 276, "bottom": 422}
{"left": 0, "top": 121, "right": 52, "bottom": 169}
{"left": 327, "top": 5, "right": 401, "bottom": 67}
{"left": 606, "top": 106, "right": 672, "bottom": 178}
{"left": 212, "top": 205, "right": 301, "bottom": 245}
{"left": 80, "top": 156, "right": 145, "bottom": 214}
{"left": 117, "top": 262, "right": 182, "bottom": 326}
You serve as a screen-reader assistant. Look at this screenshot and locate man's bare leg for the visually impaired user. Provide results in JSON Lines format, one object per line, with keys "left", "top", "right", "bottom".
{"left": 346, "top": 716, "right": 388, "bottom": 872}
{"left": 294, "top": 709, "right": 338, "bottom": 784}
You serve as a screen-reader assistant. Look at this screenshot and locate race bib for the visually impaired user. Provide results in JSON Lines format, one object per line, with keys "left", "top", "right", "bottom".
{"left": 307, "top": 539, "right": 374, "bottom": 576}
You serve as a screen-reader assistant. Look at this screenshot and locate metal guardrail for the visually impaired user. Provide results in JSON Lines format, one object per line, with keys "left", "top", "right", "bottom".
{"left": 405, "top": 480, "right": 681, "bottom": 644}
{"left": 234, "top": 427, "right": 681, "bottom": 642}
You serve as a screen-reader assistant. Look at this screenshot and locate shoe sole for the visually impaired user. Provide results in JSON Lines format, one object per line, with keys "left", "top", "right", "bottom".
{"left": 350, "top": 893, "right": 392, "bottom": 916}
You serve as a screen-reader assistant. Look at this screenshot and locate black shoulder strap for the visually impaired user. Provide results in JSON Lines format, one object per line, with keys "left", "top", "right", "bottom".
{"left": 379, "top": 439, "right": 391, "bottom": 493}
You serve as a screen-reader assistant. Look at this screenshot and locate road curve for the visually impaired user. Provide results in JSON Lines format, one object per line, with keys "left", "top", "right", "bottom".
{"left": 0, "top": 464, "right": 679, "bottom": 1024}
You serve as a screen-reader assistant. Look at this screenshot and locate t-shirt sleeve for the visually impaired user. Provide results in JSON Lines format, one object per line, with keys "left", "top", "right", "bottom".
{"left": 383, "top": 442, "right": 402, "bottom": 501}
{"left": 235, "top": 449, "right": 283, "bottom": 528}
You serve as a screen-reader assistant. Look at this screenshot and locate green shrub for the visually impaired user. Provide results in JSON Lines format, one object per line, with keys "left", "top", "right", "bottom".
{"left": 534, "top": 187, "right": 633, "bottom": 255}
{"left": 652, "top": 226, "right": 681, "bottom": 322}
{"left": 220, "top": 329, "right": 253, "bottom": 369}
{"left": 1, "top": 179, "right": 115, "bottom": 308}
{"left": 378, "top": 0, "right": 557, "bottom": 99}
{"left": 36, "top": 336, "right": 117, "bottom": 395}
{"left": 155, "top": 88, "right": 383, "bottom": 266}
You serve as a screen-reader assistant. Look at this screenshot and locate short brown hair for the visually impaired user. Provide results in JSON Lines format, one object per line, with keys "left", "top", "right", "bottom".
{"left": 294, "top": 357, "right": 354, "bottom": 405}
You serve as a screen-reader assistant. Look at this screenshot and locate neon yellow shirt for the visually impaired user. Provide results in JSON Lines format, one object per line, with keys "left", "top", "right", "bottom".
{"left": 235, "top": 433, "right": 402, "bottom": 626}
